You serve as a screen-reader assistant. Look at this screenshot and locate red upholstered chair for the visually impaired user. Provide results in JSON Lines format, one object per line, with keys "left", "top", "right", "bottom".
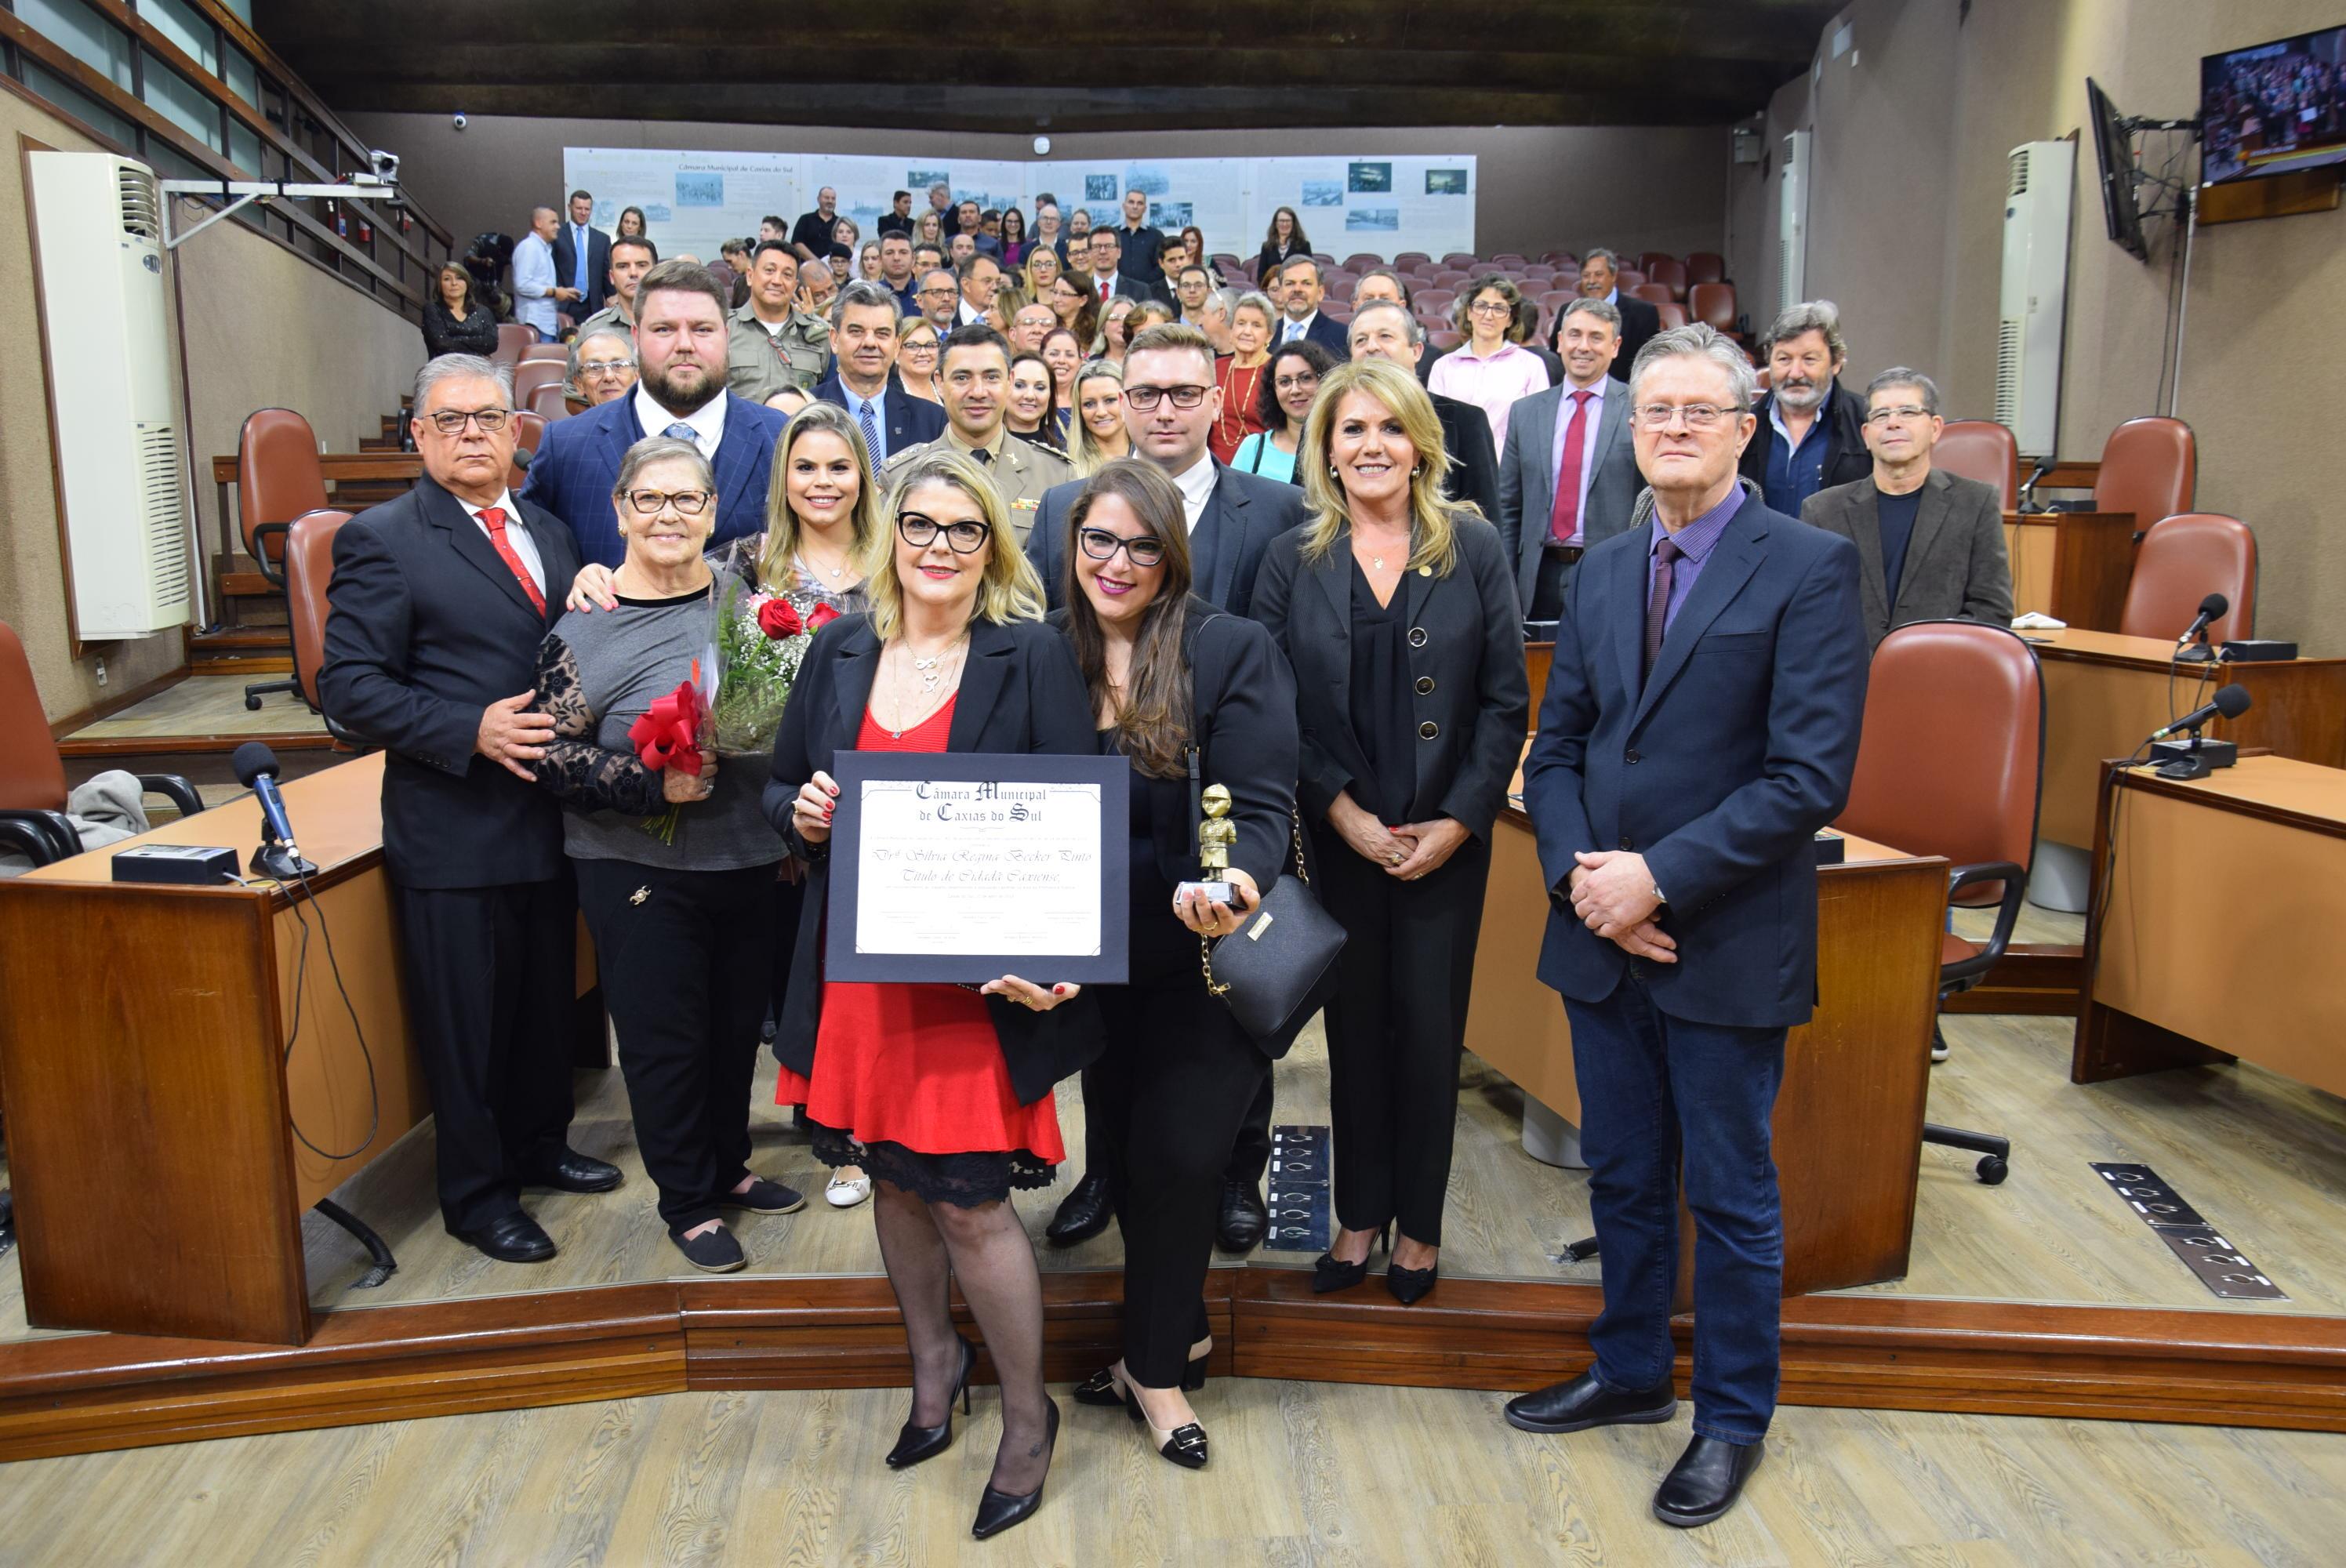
{"left": 1427, "top": 328, "right": 1463, "bottom": 351}
{"left": 1394, "top": 252, "right": 1432, "bottom": 267}
{"left": 1835, "top": 619, "right": 2045, "bottom": 1185}
{"left": 1432, "top": 268, "right": 1472, "bottom": 289}
{"left": 2120, "top": 514, "right": 2256, "bottom": 644}
{"left": 281, "top": 510, "right": 369, "bottom": 747}
{"left": 0, "top": 619, "right": 202, "bottom": 863}
{"left": 235, "top": 408, "right": 330, "bottom": 710}
{"left": 1615, "top": 267, "right": 1646, "bottom": 291}
{"left": 513, "top": 359, "right": 566, "bottom": 408}
{"left": 1636, "top": 250, "right": 1675, "bottom": 277}
{"left": 493, "top": 323, "right": 532, "bottom": 367}
{"left": 1685, "top": 252, "right": 1727, "bottom": 286}
{"left": 1654, "top": 301, "right": 1687, "bottom": 329}
{"left": 1537, "top": 289, "right": 1577, "bottom": 321}
{"left": 1342, "top": 252, "right": 1383, "bottom": 272}
{"left": 1687, "top": 281, "right": 1737, "bottom": 334}
{"left": 1441, "top": 251, "right": 1478, "bottom": 268}
{"left": 1629, "top": 282, "right": 1674, "bottom": 307}
{"left": 1644, "top": 257, "right": 1688, "bottom": 300}
{"left": 1414, "top": 289, "right": 1456, "bottom": 318}
{"left": 521, "top": 342, "right": 568, "bottom": 364}
{"left": 1322, "top": 299, "right": 1353, "bottom": 323}
{"left": 528, "top": 379, "right": 573, "bottom": 419}
{"left": 2094, "top": 416, "right": 2196, "bottom": 535}
{"left": 1934, "top": 420, "right": 2019, "bottom": 511}
{"left": 1310, "top": 252, "right": 1335, "bottom": 266}
{"left": 1491, "top": 252, "right": 1528, "bottom": 268}
{"left": 510, "top": 410, "right": 548, "bottom": 494}
{"left": 1539, "top": 250, "right": 1578, "bottom": 267}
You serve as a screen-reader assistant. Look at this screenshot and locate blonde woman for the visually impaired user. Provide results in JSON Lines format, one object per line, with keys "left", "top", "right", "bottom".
{"left": 1251, "top": 357, "right": 1528, "bottom": 1308}
{"left": 766, "top": 448, "right": 1092, "bottom": 1537}
{"left": 897, "top": 317, "right": 942, "bottom": 403}
{"left": 1065, "top": 358, "right": 1130, "bottom": 477}
{"left": 1022, "top": 245, "right": 1063, "bottom": 304}
{"left": 1097, "top": 295, "right": 1135, "bottom": 364}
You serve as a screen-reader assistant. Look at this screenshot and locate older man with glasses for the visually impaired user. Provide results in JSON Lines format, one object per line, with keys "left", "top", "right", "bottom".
{"left": 565, "top": 329, "right": 638, "bottom": 408}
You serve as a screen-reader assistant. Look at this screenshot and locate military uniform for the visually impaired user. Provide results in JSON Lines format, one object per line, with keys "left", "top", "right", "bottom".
{"left": 880, "top": 427, "right": 1073, "bottom": 545}
{"left": 726, "top": 302, "right": 832, "bottom": 402}
{"left": 570, "top": 303, "right": 634, "bottom": 343}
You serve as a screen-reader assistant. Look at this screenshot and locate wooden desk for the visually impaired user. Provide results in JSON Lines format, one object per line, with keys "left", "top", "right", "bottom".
{"left": 2075, "top": 757, "right": 2346, "bottom": 1094}
{"left": 2002, "top": 510, "right": 2136, "bottom": 632}
{"left": 1525, "top": 641, "right": 1551, "bottom": 721}
{"left": 2031, "top": 630, "right": 2346, "bottom": 848}
{"left": 1466, "top": 765, "right": 1945, "bottom": 1295}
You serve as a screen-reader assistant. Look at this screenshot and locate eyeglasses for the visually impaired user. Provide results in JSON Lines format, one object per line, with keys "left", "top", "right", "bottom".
{"left": 1466, "top": 299, "right": 1513, "bottom": 317}
{"left": 425, "top": 408, "right": 511, "bottom": 434}
{"left": 579, "top": 359, "right": 634, "bottom": 376}
{"left": 1631, "top": 403, "right": 1747, "bottom": 431}
{"left": 898, "top": 512, "right": 991, "bottom": 553}
{"left": 1863, "top": 405, "right": 1934, "bottom": 426}
{"left": 1274, "top": 372, "right": 1320, "bottom": 392}
{"left": 1077, "top": 527, "right": 1167, "bottom": 568}
{"left": 1124, "top": 384, "right": 1211, "bottom": 411}
{"left": 623, "top": 488, "right": 711, "bottom": 514}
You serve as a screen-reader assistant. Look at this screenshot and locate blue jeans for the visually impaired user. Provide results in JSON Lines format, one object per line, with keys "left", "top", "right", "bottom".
{"left": 1565, "top": 967, "right": 1787, "bottom": 1444}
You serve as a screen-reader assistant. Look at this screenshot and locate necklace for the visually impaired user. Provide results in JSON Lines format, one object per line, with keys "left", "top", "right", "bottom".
{"left": 886, "top": 631, "right": 968, "bottom": 737}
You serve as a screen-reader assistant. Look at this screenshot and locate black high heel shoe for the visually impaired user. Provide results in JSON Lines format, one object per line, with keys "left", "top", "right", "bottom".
{"left": 1312, "top": 1221, "right": 1391, "bottom": 1294}
{"left": 1385, "top": 1240, "right": 1440, "bottom": 1305}
{"left": 971, "top": 1399, "right": 1059, "bottom": 1540}
{"left": 885, "top": 1334, "right": 976, "bottom": 1469}
{"left": 1075, "top": 1334, "right": 1211, "bottom": 1406}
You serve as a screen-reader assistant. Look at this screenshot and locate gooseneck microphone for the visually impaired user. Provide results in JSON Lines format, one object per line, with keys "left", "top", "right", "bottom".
{"left": 2018, "top": 458, "right": 2055, "bottom": 512}
{"left": 2148, "top": 683, "right": 2251, "bottom": 741}
{"left": 234, "top": 741, "right": 318, "bottom": 880}
{"left": 2174, "top": 592, "right": 2228, "bottom": 651}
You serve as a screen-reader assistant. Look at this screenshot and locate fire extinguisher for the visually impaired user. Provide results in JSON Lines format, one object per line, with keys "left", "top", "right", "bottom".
{"left": 329, "top": 199, "right": 347, "bottom": 238}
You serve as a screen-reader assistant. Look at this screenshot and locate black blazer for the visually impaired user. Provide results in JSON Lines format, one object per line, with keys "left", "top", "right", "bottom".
{"left": 1738, "top": 380, "right": 1871, "bottom": 499}
{"left": 550, "top": 223, "right": 612, "bottom": 310}
{"left": 320, "top": 474, "right": 582, "bottom": 889}
{"left": 1252, "top": 515, "right": 1529, "bottom": 837}
{"left": 812, "top": 368, "right": 948, "bottom": 457}
{"left": 1277, "top": 311, "right": 1352, "bottom": 362}
{"left": 1026, "top": 459, "right": 1309, "bottom": 617}
{"left": 1609, "top": 295, "right": 1662, "bottom": 383}
{"left": 1432, "top": 391, "right": 1503, "bottom": 524}
{"left": 762, "top": 615, "right": 1102, "bottom": 1105}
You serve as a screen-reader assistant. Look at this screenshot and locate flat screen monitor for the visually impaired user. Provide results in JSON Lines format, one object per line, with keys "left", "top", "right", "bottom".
{"left": 2086, "top": 77, "right": 2148, "bottom": 260}
{"left": 2200, "top": 25, "right": 2346, "bottom": 184}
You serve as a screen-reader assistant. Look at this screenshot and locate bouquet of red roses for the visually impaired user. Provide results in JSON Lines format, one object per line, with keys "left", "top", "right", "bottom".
{"left": 706, "top": 575, "right": 837, "bottom": 757}
{"left": 629, "top": 663, "right": 708, "bottom": 844}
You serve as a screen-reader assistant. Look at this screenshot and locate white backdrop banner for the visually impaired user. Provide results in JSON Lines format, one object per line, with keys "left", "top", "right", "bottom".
{"left": 563, "top": 149, "right": 1477, "bottom": 263}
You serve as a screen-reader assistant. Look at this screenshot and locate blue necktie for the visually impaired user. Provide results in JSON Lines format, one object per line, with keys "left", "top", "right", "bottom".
{"left": 663, "top": 421, "right": 698, "bottom": 448}
{"left": 573, "top": 226, "right": 590, "bottom": 295}
{"left": 857, "top": 395, "right": 882, "bottom": 465}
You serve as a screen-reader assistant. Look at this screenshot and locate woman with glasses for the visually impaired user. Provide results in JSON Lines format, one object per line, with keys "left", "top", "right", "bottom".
{"left": 1429, "top": 274, "right": 1552, "bottom": 459}
{"left": 1051, "top": 460, "right": 1296, "bottom": 1470}
{"left": 423, "top": 262, "right": 501, "bottom": 360}
{"left": 1208, "top": 289, "right": 1276, "bottom": 464}
{"left": 1253, "top": 358, "right": 1529, "bottom": 1307}
{"left": 999, "top": 205, "right": 1030, "bottom": 267}
{"left": 896, "top": 318, "right": 943, "bottom": 404}
{"left": 526, "top": 436, "right": 806, "bottom": 1275}
{"left": 1231, "top": 339, "right": 1333, "bottom": 485}
{"left": 765, "top": 449, "right": 1095, "bottom": 1540}
{"left": 1022, "top": 243, "right": 1063, "bottom": 304}
{"left": 1066, "top": 358, "right": 1130, "bottom": 477}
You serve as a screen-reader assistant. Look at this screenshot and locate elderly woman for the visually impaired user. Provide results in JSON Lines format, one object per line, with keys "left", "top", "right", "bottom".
{"left": 1231, "top": 339, "right": 1333, "bottom": 485}
{"left": 766, "top": 449, "right": 1094, "bottom": 1538}
{"left": 1066, "top": 358, "right": 1129, "bottom": 477}
{"left": 1209, "top": 289, "right": 1276, "bottom": 463}
{"left": 528, "top": 436, "right": 805, "bottom": 1275}
{"left": 1253, "top": 358, "right": 1529, "bottom": 1305}
{"left": 565, "top": 327, "right": 638, "bottom": 408}
{"left": 1429, "top": 273, "right": 1552, "bottom": 457}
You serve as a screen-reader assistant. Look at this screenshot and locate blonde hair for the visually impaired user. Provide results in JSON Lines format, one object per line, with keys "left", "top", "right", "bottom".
{"left": 862, "top": 448, "right": 1046, "bottom": 637}
{"left": 1297, "top": 357, "right": 1468, "bottom": 577}
{"left": 758, "top": 402, "right": 882, "bottom": 590}
{"left": 1066, "top": 359, "right": 1127, "bottom": 477}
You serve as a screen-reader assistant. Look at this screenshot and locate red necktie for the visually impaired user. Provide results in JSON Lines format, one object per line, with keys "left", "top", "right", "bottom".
{"left": 1099, "top": 278, "right": 1111, "bottom": 303}
{"left": 1548, "top": 389, "right": 1595, "bottom": 544}
{"left": 477, "top": 506, "right": 545, "bottom": 615}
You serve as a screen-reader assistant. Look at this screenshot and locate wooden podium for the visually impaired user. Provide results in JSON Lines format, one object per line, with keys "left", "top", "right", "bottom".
{"left": 2003, "top": 510, "right": 2137, "bottom": 632}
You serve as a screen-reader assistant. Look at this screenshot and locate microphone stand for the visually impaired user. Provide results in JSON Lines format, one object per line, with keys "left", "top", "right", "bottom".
{"left": 2155, "top": 722, "right": 2217, "bottom": 782}
{"left": 2174, "top": 622, "right": 2217, "bottom": 665}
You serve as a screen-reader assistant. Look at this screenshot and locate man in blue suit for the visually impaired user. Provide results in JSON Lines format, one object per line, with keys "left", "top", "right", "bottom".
{"left": 809, "top": 280, "right": 944, "bottom": 469}
{"left": 1506, "top": 324, "right": 1868, "bottom": 1530}
{"left": 521, "top": 260, "right": 786, "bottom": 569}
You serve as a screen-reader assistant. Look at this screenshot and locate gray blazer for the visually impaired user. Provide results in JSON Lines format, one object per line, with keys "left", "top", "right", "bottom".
{"left": 1799, "top": 467, "right": 2014, "bottom": 648}
{"left": 1494, "top": 379, "right": 1642, "bottom": 612}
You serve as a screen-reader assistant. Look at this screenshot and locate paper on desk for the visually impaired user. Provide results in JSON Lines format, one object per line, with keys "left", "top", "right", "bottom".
{"left": 2011, "top": 612, "right": 2068, "bottom": 630}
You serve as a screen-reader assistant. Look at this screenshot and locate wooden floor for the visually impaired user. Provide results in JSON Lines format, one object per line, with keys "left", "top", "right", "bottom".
{"left": 64, "top": 673, "right": 326, "bottom": 742}
{"left": 2, "top": 1378, "right": 2344, "bottom": 1566}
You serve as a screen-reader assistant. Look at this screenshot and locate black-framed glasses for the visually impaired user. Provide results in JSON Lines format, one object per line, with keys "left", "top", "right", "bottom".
{"left": 1124, "top": 384, "right": 1211, "bottom": 411}
{"left": 1274, "top": 370, "right": 1321, "bottom": 392}
{"left": 1077, "top": 527, "right": 1167, "bottom": 568}
{"left": 1466, "top": 299, "right": 1513, "bottom": 317}
{"left": 426, "top": 408, "right": 511, "bottom": 434}
{"left": 623, "top": 488, "right": 712, "bottom": 514}
{"left": 898, "top": 512, "right": 991, "bottom": 553}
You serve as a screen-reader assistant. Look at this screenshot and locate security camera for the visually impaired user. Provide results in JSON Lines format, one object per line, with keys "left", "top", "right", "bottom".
{"left": 452, "top": 111, "right": 468, "bottom": 131}
{"left": 1033, "top": 136, "right": 1051, "bottom": 156}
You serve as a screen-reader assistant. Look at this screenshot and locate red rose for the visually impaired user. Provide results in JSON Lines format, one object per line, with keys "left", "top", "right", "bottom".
{"left": 757, "top": 597, "right": 804, "bottom": 639}
{"left": 806, "top": 602, "right": 841, "bottom": 631}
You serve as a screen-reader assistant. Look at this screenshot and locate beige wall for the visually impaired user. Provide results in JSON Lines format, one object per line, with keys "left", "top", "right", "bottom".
{"left": 342, "top": 113, "right": 1732, "bottom": 268}
{"left": 0, "top": 87, "right": 423, "bottom": 724}
{"left": 1727, "top": 0, "right": 2346, "bottom": 653}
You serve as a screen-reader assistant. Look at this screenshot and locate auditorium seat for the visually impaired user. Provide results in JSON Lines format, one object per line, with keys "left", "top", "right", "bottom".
{"left": 1835, "top": 619, "right": 2043, "bottom": 1185}
{"left": 2094, "top": 416, "right": 2196, "bottom": 533}
{"left": 235, "top": 408, "right": 330, "bottom": 711}
{"left": 1934, "top": 420, "right": 2020, "bottom": 510}
{"left": 492, "top": 323, "right": 532, "bottom": 367}
{"left": 1615, "top": 268, "right": 1647, "bottom": 291}
{"left": 2120, "top": 514, "right": 2256, "bottom": 644}
{"left": 1654, "top": 301, "right": 1688, "bottom": 329}
{"left": 1432, "top": 269, "right": 1473, "bottom": 289}
{"left": 1491, "top": 252, "right": 1527, "bottom": 268}
{"left": 1685, "top": 252, "right": 1727, "bottom": 287}
{"left": 511, "top": 410, "right": 548, "bottom": 493}
{"left": 1644, "top": 257, "right": 1688, "bottom": 301}
{"left": 1342, "top": 252, "right": 1382, "bottom": 272}
{"left": 1311, "top": 252, "right": 1335, "bottom": 265}
{"left": 520, "top": 343, "right": 568, "bottom": 364}
{"left": 1688, "top": 281, "right": 1738, "bottom": 335}
{"left": 1322, "top": 299, "right": 1353, "bottom": 323}
{"left": 281, "top": 511, "right": 367, "bottom": 747}
{"left": 1538, "top": 250, "right": 1578, "bottom": 267}
{"left": 1394, "top": 252, "right": 1431, "bottom": 267}
{"left": 1441, "top": 252, "right": 1477, "bottom": 269}
{"left": 1636, "top": 251, "right": 1676, "bottom": 277}
{"left": 1324, "top": 274, "right": 1356, "bottom": 301}
{"left": 528, "top": 380, "right": 572, "bottom": 419}
{"left": 1537, "top": 289, "right": 1577, "bottom": 318}
{"left": 0, "top": 619, "right": 201, "bottom": 864}
{"left": 1414, "top": 289, "right": 1456, "bottom": 318}
{"left": 512, "top": 360, "right": 566, "bottom": 409}
{"left": 1427, "top": 328, "right": 1463, "bottom": 350}
{"left": 1630, "top": 282, "right": 1675, "bottom": 307}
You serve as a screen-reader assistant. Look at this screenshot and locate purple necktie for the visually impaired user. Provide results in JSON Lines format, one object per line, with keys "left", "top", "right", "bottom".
{"left": 1643, "top": 535, "right": 1682, "bottom": 683}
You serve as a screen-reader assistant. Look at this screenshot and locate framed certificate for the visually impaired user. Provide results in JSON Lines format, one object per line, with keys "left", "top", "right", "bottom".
{"left": 826, "top": 751, "right": 1129, "bottom": 985}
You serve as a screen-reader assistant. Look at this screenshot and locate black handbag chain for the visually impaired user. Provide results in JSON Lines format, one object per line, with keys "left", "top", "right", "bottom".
{"left": 1189, "top": 744, "right": 1309, "bottom": 996}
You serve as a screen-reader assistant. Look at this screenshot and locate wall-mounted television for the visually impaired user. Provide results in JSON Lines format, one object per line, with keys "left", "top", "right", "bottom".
{"left": 2086, "top": 78, "right": 2148, "bottom": 260}
{"left": 2200, "top": 25, "right": 2346, "bottom": 184}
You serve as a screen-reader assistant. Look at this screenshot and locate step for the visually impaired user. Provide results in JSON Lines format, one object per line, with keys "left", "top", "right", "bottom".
{"left": 191, "top": 627, "right": 289, "bottom": 652}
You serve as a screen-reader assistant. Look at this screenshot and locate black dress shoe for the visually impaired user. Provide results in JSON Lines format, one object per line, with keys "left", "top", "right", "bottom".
{"left": 521, "top": 1148, "right": 623, "bottom": 1193}
{"left": 1044, "top": 1172, "right": 1112, "bottom": 1246}
{"left": 1503, "top": 1370, "right": 1677, "bottom": 1434}
{"left": 970, "top": 1400, "right": 1059, "bottom": 1540}
{"left": 887, "top": 1336, "right": 976, "bottom": 1469}
{"left": 1216, "top": 1180, "right": 1269, "bottom": 1251}
{"left": 452, "top": 1211, "right": 557, "bottom": 1263}
{"left": 1385, "top": 1258, "right": 1438, "bottom": 1305}
{"left": 1654, "top": 1435, "right": 1764, "bottom": 1528}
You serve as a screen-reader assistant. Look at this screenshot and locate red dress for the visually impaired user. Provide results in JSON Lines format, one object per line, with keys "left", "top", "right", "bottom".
{"left": 775, "top": 697, "right": 1066, "bottom": 1185}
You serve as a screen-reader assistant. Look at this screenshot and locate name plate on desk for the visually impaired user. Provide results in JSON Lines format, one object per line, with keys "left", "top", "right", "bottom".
{"left": 826, "top": 751, "right": 1128, "bottom": 985}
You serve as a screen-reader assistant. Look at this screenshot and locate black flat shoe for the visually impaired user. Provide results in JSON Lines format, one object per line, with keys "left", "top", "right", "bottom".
{"left": 1654, "top": 1435, "right": 1764, "bottom": 1528}
{"left": 887, "top": 1335, "right": 976, "bottom": 1469}
{"left": 1312, "top": 1221, "right": 1389, "bottom": 1294}
{"left": 1044, "top": 1172, "right": 1112, "bottom": 1246}
{"left": 970, "top": 1399, "right": 1059, "bottom": 1539}
{"left": 716, "top": 1176, "right": 806, "bottom": 1214}
{"left": 669, "top": 1221, "right": 746, "bottom": 1273}
{"left": 1216, "top": 1179, "right": 1268, "bottom": 1251}
{"left": 520, "top": 1149, "right": 623, "bottom": 1194}
{"left": 1503, "top": 1370, "right": 1678, "bottom": 1434}
{"left": 1385, "top": 1258, "right": 1439, "bottom": 1305}
{"left": 452, "top": 1211, "right": 557, "bottom": 1263}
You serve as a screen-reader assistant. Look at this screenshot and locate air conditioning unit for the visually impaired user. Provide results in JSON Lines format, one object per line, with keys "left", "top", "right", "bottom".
{"left": 27, "top": 151, "right": 193, "bottom": 641}
{"left": 1995, "top": 140, "right": 2075, "bottom": 458}
{"left": 1778, "top": 129, "right": 1810, "bottom": 317}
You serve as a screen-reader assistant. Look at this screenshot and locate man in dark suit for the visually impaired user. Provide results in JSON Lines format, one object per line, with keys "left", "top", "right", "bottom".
{"left": 1273, "top": 258, "right": 1352, "bottom": 361}
{"left": 1346, "top": 301, "right": 1501, "bottom": 523}
{"left": 1084, "top": 228, "right": 1164, "bottom": 307}
{"left": 521, "top": 260, "right": 787, "bottom": 568}
{"left": 1576, "top": 249, "right": 1660, "bottom": 385}
{"left": 1026, "top": 321, "right": 1309, "bottom": 1254}
{"left": 1508, "top": 324, "right": 1868, "bottom": 1529}
{"left": 1498, "top": 297, "right": 1644, "bottom": 621}
{"left": 1800, "top": 368, "right": 2013, "bottom": 648}
{"left": 1738, "top": 300, "right": 1869, "bottom": 516}
{"left": 812, "top": 280, "right": 946, "bottom": 467}
{"left": 551, "top": 189, "right": 612, "bottom": 322}
{"left": 320, "top": 354, "right": 623, "bottom": 1265}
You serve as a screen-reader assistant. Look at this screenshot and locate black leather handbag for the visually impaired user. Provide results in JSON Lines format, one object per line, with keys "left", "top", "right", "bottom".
{"left": 1189, "top": 750, "right": 1348, "bottom": 1059}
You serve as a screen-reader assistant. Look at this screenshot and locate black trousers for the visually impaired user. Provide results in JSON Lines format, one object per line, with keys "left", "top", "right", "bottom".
{"left": 1225, "top": 1074, "right": 1273, "bottom": 1189}
{"left": 576, "top": 858, "right": 780, "bottom": 1230}
{"left": 393, "top": 873, "right": 579, "bottom": 1232}
{"left": 1309, "top": 823, "right": 1493, "bottom": 1247}
{"left": 1087, "top": 981, "right": 1268, "bottom": 1387}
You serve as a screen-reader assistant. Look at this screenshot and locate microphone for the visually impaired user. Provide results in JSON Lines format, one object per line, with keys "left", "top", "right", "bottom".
{"left": 234, "top": 741, "right": 318, "bottom": 880}
{"left": 2148, "top": 683, "right": 2250, "bottom": 741}
{"left": 512, "top": 446, "right": 535, "bottom": 471}
{"left": 2017, "top": 459, "right": 2054, "bottom": 512}
{"left": 2174, "top": 592, "right": 2228, "bottom": 650}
